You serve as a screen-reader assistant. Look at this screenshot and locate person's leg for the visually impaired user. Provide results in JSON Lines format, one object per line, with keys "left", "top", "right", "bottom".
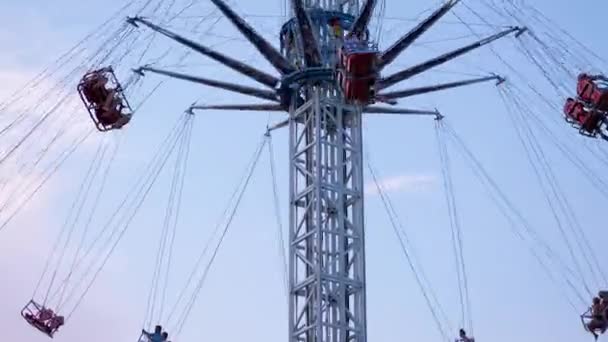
{"left": 103, "top": 90, "right": 117, "bottom": 111}
{"left": 589, "top": 319, "right": 603, "bottom": 337}
{"left": 588, "top": 324, "right": 599, "bottom": 340}
{"left": 113, "top": 114, "right": 131, "bottom": 129}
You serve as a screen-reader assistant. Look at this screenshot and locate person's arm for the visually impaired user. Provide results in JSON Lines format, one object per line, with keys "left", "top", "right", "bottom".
{"left": 591, "top": 75, "right": 608, "bottom": 82}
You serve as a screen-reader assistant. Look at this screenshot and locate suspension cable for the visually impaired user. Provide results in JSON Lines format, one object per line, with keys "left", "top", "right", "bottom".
{"left": 435, "top": 120, "right": 473, "bottom": 334}
{"left": 498, "top": 85, "right": 607, "bottom": 289}
{"left": 159, "top": 114, "right": 193, "bottom": 321}
{"left": 46, "top": 114, "right": 189, "bottom": 312}
{"left": 65, "top": 114, "right": 194, "bottom": 320}
{"left": 172, "top": 135, "right": 267, "bottom": 337}
{"left": 440, "top": 121, "right": 589, "bottom": 307}
{"left": 144, "top": 114, "right": 194, "bottom": 327}
{"left": 42, "top": 138, "right": 111, "bottom": 306}
{"left": 57, "top": 134, "right": 124, "bottom": 311}
{"left": 366, "top": 159, "right": 453, "bottom": 342}
{"left": 267, "top": 132, "right": 289, "bottom": 298}
{"left": 0, "top": 128, "right": 94, "bottom": 233}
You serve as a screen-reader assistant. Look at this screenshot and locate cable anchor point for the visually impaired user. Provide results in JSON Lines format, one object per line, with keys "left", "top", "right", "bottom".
{"left": 434, "top": 109, "right": 444, "bottom": 121}
{"left": 515, "top": 26, "right": 528, "bottom": 38}
{"left": 126, "top": 16, "right": 141, "bottom": 28}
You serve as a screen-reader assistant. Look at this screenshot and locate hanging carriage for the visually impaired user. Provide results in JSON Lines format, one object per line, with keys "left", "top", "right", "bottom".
{"left": 456, "top": 337, "right": 475, "bottom": 342}
{"left": 77, "top": 66, "right": 133, "bottom": 132}
{"left": 563, "top": 97, "right": 608, "bottom": 140}
{"left": 580, "top": 291, "right": 608, "bottom": 338}
{"left": 21, "top": 300, "right": 65, "bottom": 338}
{"left": 580, "top": 306, "right": 606, "bottom": 335}
{"left": 140, "top": 325, "right": 171, "bottom": 342}
{"left": 577, "top": 74, "right": 608, "bottom": 111}
{"left": 455, "top": 329, "right": 475, "bottom": 342}
{"left": 337, "top": 37, "right": 379, "bottom": 104}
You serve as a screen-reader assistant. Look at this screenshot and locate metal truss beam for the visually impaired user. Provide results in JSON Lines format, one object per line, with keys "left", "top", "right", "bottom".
{"left": 379, "top": 26, "right": 523, "bottom": 90}
{"left": 190, "top": 103, "right": 284, "bottom": 111}
{"left": 293, "top": 0, "right": 322, "bottom": 67}
{"left": 138, "top": 67, "right": 280, "bottom": 102}
{"left": 363, "top": 106, "right": 439, "bottom": 115}
{"left": 378, "top": 0, "right": 461, "bottom": 69}
{"left": 128, "top": 17, "right": 280, "bottom": 88}
{"left": 210, "top": 0, "right": 296, "bottom": 74}
{"left": 378, "top": 75, "right": 502, "bottom": 100}
{"left": 349, "top": 0, "right": 377, "bottom": 39}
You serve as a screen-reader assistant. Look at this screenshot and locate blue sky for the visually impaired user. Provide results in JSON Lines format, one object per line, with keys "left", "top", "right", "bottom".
{"left": 1, "top": 1, "right": 608, "bottom": 342}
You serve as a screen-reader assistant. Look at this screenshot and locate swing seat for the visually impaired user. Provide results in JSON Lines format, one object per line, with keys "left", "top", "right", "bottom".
{"left": 338, "top": 69, "right": 376, "bottom": 104}
{"left": 138, "top": 332, "right": 171, "bottom": 342}
{"left": 581, "top": 307, "right": 608, "bottom": 334}
{"left": 21, "top": 300, "right": 64, "bottom": 338}
{"left": 456, "top": 338, "right": 475, "bottom": 342}
{"left": 140, "top": 325, "right": 171, "bottom": 342}
{"left": 564, "top": 98, "right": 588, "bottom": 126}
{"left": 577, "top": 74, "right": 608, "bottom": 111}
{"left": 139, "top": 332, "right": 151, "bottom": 342}
{"left": 339, "top": 39, "right": 378, "bottom": 77}
{"left": 563, "top": 98, "right": 608, "bottom": 138}
{"left": 77, "top": 66, "right": 133, "bottom": 132}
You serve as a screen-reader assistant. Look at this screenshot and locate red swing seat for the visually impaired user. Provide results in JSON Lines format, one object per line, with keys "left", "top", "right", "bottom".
{"left": 77, "top": 67, "right": 133, "bottom": 132}
{"left": 577, "top": 74, "right": 608, "bottom": 111}
{"left": 338, "top": 39, "right": 378, "bottom": 104}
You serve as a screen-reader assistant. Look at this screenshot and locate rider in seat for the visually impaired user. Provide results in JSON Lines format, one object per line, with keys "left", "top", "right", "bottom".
{"left": 338, "top": 32, "right": 378, "bottom": 104}
{"left": 21, "top": 300, "right": 65, "bottom": 338}
{"left": 46, "top": 315, "right": 65, "bottom": 336}
{"left": 457, "top": 329, "right": 474, "bottom": 342}
{"left": 587, "top": 297, "right": 607, "bottom": 340}
{"left": 142, "top": 325, "right": 169, "bottom": 342}
{"left": 329, "top": 17, "right": 344, "bottom": 40}
{"left": 81, "top": 72, "right": 109, "bottom": 105}
{"left": 78, "top": 67, "right": 132, "bottom": 131}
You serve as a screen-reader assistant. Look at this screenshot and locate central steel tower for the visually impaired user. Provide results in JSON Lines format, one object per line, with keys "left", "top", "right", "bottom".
{"left": 129, "top": 1, "right": 522, "bottom": 341}
{"left": 285, "top": 2, "right": 367, "bottom": 342}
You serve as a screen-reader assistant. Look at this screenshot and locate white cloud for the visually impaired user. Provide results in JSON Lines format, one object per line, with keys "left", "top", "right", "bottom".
{"left": 365, "top": 174, "right": 437, "bottom": 196}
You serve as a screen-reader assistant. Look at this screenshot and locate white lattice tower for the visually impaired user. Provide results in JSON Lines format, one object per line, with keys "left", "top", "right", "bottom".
{"left": 288, "top": 2, "right": 367, "bottom": 342}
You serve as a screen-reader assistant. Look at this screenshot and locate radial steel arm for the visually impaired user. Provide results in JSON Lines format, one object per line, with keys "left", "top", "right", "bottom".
{"left": 379, "top": 26, "right": 524, "bottom": 90}
{"left": 378, "top": 74, "right": 502, "bottom": 100}
{"left": 128, "top": 17, "right": 279, "bottom": 88}
{"left": 378, "top": 0, "right": 461, "bottom": 69}
{"left": 190, "top": 103, "right": 285, "bottom": 111}
{"left": 293, "top": 0, "right": 322, "bottom": 66}
{"left": 209, "top": 0, "right": 296, "bottom": 74}
{"left": 363, "top": 106, "right": 439, "bottom": 115}
{"left": 350, "top": 0, "right": 377, "bottom": 39}
{"left": 266, "top": 119, "right": 290, "bottom": 133}
{"left": 137, "top": 66, "right": 279, "bottom": 102}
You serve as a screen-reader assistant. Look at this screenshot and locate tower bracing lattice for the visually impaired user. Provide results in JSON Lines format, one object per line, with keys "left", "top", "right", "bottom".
{"left": 284, "top": 2, "right": 367, "bottom": 342}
